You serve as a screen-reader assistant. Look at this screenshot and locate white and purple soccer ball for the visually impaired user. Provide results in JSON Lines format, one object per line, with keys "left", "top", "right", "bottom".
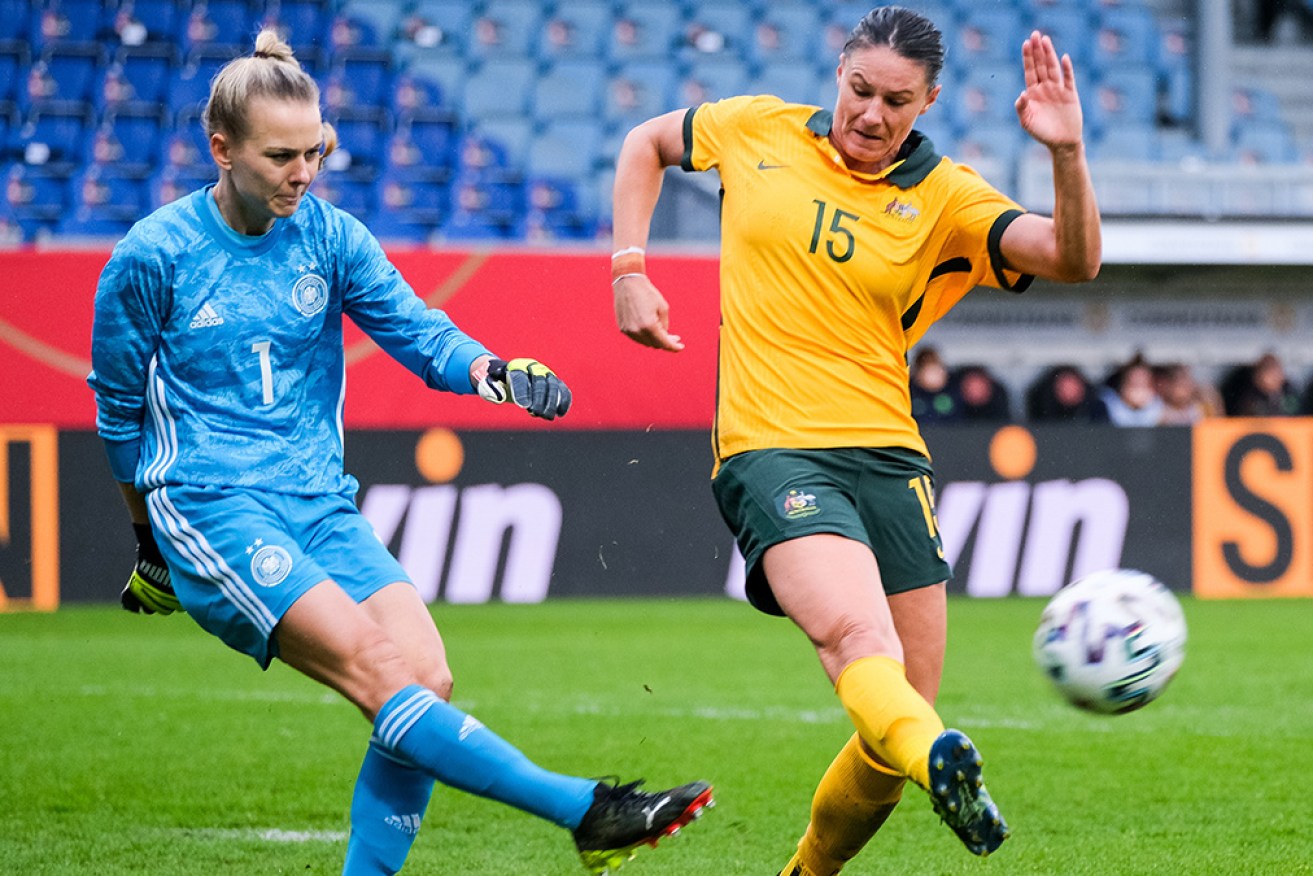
{"left": 1033, "top": 569, "right": 1187, "bottom": 715}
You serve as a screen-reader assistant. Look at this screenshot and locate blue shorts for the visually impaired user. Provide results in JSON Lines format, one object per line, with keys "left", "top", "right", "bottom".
{"left": 145, "top": 484, "right": 410, "bottom": 668}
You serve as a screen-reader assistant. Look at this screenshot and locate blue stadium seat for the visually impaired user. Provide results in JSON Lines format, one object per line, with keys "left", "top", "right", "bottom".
{"left": 526, "top": 119, "right": 604, "bottom": 180}
{"left": 467, "top": 0, "right": 543, "bottom": 61}
{"left": 0, "top": 42, "right": 27, "bottom": 103}
{"left": 946, "top": 62, "right": 1024, "bottom": 129}
{"left": 895, "top": 0, "right": 955, "bottom": 31}
{"left": 1089, "top": 124, "right": 1161, "bottom": 162}
{"left": 451, "top": 169, "right": 523, "bottom": 215}
{"left": 605, "top": 61, "right": 678, "bottom": 128}
{"left": 171, "top": 47, "right": 243, "bottom": 116}
{"left": 110, "top": 44, "right": 178, "bottom": 107}
{"left": 326, "top": 108, "right": 391, "bottom": 173}
{"left": 341, "top": 0, "right": 410, "bottom": 48}
{"left": 461, "top": 58, "right": 537, "bottom": 123}
{"left": 122, "top": 0, "right": 187, "bottom": 45}
{"left": 749, "top": 4, "right": 822, "bottom": 66}
{"left": 31, "top": 0, "right": 106, "bottom": 47}
{"left": 71, "top": 164, "right": 148, "bottom": 220}
{"left": 91, "top": 105, "right": 167, "bottom": 174}
{"left": 681, "top": 56, "right": 750, "bottom": 105}
{"left": 390, "top": 72, "right": 447, "bottom": 116}
{"left": 516, "top": 207, "right": 594, "bottom": 241}
{"left": 182, "top": 0, "right": 258, "bottom": 52}
{"left": 533, "top": 59, "right": 607, "bottom": 121}
{"left": 29, "top": 44, "right": 104, "bottom": 108}
{"left": 5, "top": 163, "right": 70, "bottom": 223}
{"left": 608, "top": 3, "right": 681, "bottom": 62}
{"left": 1087, "top": 67, "right": 1159, "bottom": 135}
{"left": 683, "top": 0, "right": 754, "bottom": 61}
{"left": 19, "top": 101, "right": 92, "bottom": 166}
{"left": 327, "top": 12, "right": 381, "bottom": 54}
{"left": 402, "top": 54, "right": 468, "bottom": 112}
{"left": 537, "top": 1, "right": 613, "bottom": 61}
{"left": 1091, "top": 7, "right": 1159, "bottom": 72}
{"left": 954, "top": 120, "right": 1026, "bottom": 166}
{"left": 170, "top": 108, "right": 211, "bottom": 166}
{"left": 149, "top": 164, "right": 217, "bottom": 209}
{"left": 0, "top": 0, "right": 32, "bottom": 41}
{"left": 950, "top": 8, "right": 1024, "bottom": 66}
{"left": 1156, "top": 21, "right": 1193, "bottom": 126}
{"left": 1232, "top": 121, "right": 1300, "bottom": 164}
{"left": 752, "top": 60, "right": 826, "bottom": 105}
{"left": 312, "top": 173, "right": 375, "bottom": 219}
{"left": 273, "top": 0, "right": 335, "bottom": 52}
{"left": 395, "top": 0, "right": 473, "bottom": 60}
{"left": 388, "top": 109, "right": 458, "bottom": 173}
{"left": 466, "top": 118, "right": 533, "bottom": 169}
{"left": 371, "top": 207, "right": 441, "bottom": 243}
{"left": 440, "top": 207, "right": 514, "bottom": 240}
{"left": 330, "top": 48, "right": 394, "bottom": 106}
{"left": 0, "top": 106, "right": 16, "bottom": 161}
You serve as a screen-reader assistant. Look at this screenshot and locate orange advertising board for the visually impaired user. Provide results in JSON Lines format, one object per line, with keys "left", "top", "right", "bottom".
{"left": 0, "top": 424, "right": 60, "bottom": 611}
{"left": 1193, "top": 418, "right": 1313, "bottom": 598}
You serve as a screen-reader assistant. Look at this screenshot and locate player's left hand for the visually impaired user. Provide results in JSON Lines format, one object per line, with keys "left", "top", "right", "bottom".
{"left": 1015, "top": 31, "right": 1084, "bottom": 149}
{"left": 477, "top": 357, "right": 572, "bottom": 420}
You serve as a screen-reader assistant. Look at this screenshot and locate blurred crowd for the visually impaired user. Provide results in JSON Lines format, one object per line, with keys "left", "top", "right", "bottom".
{"left": 909, "top": 348, "right": 1310, "bottom": 427}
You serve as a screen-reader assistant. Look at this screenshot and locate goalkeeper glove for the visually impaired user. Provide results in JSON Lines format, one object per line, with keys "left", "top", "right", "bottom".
{"left": 477, "top": 357, "right": 572, "bottom": 420}
{"left": 121, "top": 522, "right": 182, "bottom": 615}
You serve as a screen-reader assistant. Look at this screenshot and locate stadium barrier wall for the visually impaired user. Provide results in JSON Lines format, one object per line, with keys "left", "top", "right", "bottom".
{"left": 3, "top": 423, "right": 1312, "bottom": 610}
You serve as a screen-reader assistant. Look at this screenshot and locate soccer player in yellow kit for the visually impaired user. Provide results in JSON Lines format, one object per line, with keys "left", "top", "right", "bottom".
{"left": 610, "top": 7, "right": 1101, "bottom": 874}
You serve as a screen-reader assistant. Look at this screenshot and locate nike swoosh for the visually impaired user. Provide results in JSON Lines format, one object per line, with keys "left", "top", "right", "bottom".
{"left": 756, "top": 160, "right": 789, "bottom": 170}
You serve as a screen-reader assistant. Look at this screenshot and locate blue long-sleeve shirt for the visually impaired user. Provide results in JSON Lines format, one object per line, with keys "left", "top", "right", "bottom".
{"left": 88, "top": 186, "right": 490, "bottom": 496}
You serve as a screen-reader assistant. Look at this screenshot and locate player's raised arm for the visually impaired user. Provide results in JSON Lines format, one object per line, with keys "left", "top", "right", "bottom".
{"left": 999, "top": 31, "right": 1102, "bottom": 283}
{"left": 610, "top": 109, "right": 688, "bottom": 352}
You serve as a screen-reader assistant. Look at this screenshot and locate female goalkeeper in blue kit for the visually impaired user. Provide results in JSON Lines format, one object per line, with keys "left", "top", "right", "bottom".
{"left": 87, "top": 29, "right": 710, "bottom": 876}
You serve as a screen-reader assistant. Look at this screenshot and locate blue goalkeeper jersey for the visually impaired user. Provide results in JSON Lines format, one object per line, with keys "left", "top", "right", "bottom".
{"left": 88, "top": 186, "right": 491, "bottom": 496}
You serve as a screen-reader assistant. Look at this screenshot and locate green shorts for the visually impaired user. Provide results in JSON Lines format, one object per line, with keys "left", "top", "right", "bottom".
{"left": 711, "top": 447, "right": 952, "bottom": 616}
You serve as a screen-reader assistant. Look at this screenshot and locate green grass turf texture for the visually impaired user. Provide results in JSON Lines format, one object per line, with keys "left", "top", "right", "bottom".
{"left": 1, "top": 596, "right": 1310, "bottom": 875}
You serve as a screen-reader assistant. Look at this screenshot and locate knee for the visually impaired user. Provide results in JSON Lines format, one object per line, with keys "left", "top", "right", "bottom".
{"left": 815, "top": 615, "right": 902, "bottom": 673}
{"left": 419, "top": 665, "right": 454, "bottom": 702}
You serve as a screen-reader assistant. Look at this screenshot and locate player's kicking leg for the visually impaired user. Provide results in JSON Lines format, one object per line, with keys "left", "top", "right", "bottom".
{"left": 572, "top": 779, "right": 714, "bottom": 874}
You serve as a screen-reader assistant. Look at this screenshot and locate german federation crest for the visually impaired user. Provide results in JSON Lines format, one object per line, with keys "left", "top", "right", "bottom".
{"left": 249, "top": 543, "right": 294, "bottom": 587}
{"left": 292, "top": 272, "right": 328, "bottom": 316}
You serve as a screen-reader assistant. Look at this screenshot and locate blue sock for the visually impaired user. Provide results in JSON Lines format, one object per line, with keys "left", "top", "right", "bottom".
{"left": 373, "top": 685, "right": 596, "bottom": 829}
{"left": 343, "top": 742, "right": 435, "bottom": 875}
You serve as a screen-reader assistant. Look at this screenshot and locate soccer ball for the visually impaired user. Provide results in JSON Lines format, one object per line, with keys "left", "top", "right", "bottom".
{"left": 1032, "top": 569, "right": 1187, "bottom": 715}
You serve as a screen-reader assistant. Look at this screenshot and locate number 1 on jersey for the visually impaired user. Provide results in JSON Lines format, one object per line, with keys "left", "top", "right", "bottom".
{"left": 251, "top": 340, "right": 274, "bottom": 405}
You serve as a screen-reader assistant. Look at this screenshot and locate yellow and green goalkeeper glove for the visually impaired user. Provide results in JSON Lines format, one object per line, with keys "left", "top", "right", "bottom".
{"left": 122, "top": 523, "right": 182, "bottom": 615}
{"left": 477, "top": 357, "right": 572, "bottom": 420}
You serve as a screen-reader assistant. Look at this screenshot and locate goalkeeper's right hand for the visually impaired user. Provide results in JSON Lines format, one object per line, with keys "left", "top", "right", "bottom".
{"left": 122, "top": 523, "right": 181, "bottom": 615}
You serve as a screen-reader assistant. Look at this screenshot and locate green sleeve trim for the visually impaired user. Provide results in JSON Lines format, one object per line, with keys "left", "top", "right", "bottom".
{"left": 680, "top": 106, "right": 699, "bottom": 172}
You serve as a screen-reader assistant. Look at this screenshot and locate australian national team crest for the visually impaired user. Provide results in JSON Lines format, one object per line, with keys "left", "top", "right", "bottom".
{"left": 780, "top": 489, "right": 820, "bottom": 520}
{"left": 247, "top": 538, "right": 294, "bottom": 587}
{"left": 292, "top": 268, "right": 328, "bottom": 317}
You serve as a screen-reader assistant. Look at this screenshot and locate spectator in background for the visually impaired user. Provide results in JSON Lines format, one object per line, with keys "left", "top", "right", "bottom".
{"left": 954, "top": 364, "right": 1012, "bottom": 422}
{"left": 909, "top": 347, "right": 962, "bottom": 423}
{"left": 1224, "top": 352, "right": 1302, "bottom": 416}
{"left": 1026, "top": 364, "right": 1109, "bottom": 423}
{"left": 1154, "top": 362, "right": 1222, "bottom": 425}
{"left": 1099, "top": 354, "right": 1164, "bottom": 427}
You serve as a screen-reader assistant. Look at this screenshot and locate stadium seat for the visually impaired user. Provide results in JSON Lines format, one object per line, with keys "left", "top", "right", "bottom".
{"left": 171, "top": 47, "right": 243, "bottom": 116}
{"left": 0, "top": 105, "right": 16, "bottom": 161}
{"left": 390, "top": 72, "right": 446, "bottom": 116}
{"left": 608, "top": 3, "right": 681, "bottom": 62}
{"left": 402, "top": 54, "right": 468, "bottom": 112}
{"left": 461, "top": 58, "right": 537, "bottom": 123}
{"left": 605, "top": 61, "right": 678, "bottom": 128}
{"left": 31, "top": 0, "right": 106, "bottom": 47}
{"left": 327, "top": 12, "right": 381, "bottom": 53}
{"left": 749, "top": 4, "right": 822, "bottom": 66}
{"left": 149, "top": 163, "right": 217, "bottom": 209}
{"left": 272, "top": 0, "right": 335, "bottom": 52}
{"left": 371, "top": 206, "right": 442, "bottom": 243}
{"left": 682, "top": 0, "right": 754, "bottom": 61}
{"left": 1088, "top": 67, "right": 1159, "bottom": 135}
{"left": 537, "top": 1, "right": 614, "bottom": 61}
{"left": 1232, "top": 121, "right": 1300, "bottom": 165}
{"left": 1089, "top": 124, "right": 1161, "bottom": 162}
{"left": 946, "top": 62, "right": 1025, "bottom": 129}
{"left": 527, "top": 119, "right": 604, "bottom": 180}
{"left": 182, "top": 0, "right": 257, "bottom": 52}
{"left": 465, "top": 118, "right": 533, "bottom": 169}
{"left": 516, "top": 207, "right": 594, "bottom": 241}
{"left": 109, "top": 44, "right": 178, "bottom": 107}
{"left": 57, "top": 206, "right": 133, "bottom": 238}
{"left": 122, "top": 0, "right": 187, "bottom": 45}
{"left": 1030, "top": 5, "right": 1096, "bottom": 68}
{"left": 71, "top": 163, "right": 148, "bottom": 220}
{"left": 0, "top": 0, "right": 31, "bottom": 42}
{"left": 466, "top": 0, "right": 543, "bottom": 61}
{"left": 752, "top": 60, "right": 826, "bottom": 105}
{"left": 325, "top": 107, "right": 391, "bottom": 173}
{"left": 681, "top": 56, "right": 750, "bottom": 105}
{"left": 1156, "top": 21, "right": 1194, "bottom": 126}
{"left": 19, "top": 100, "right": 92, "bottom": 166}
{"left": 394, "top": 0, "right": 473, "bottom": 60}
{"left": 5, "top": 163, "right": 70, "bottom": 222}
{"left": 341, "top": 0, "right": 409, "bottom": 48}
{"left": 950, "top": 8, "right": 1023, "bottom": 66}
{"left": 170, "top": 108, "right": 211, "bottom": 166}
{"left": 31, "top": 44, "right": 104, "bottom": 108}
{"left": 91, "top": 105, "right": 167, "bottom": 174}
{"left": 0, "top": 42, "right": 27, "bottom": 103}
{"left": 330, "top": 48, "right": 394, "bottom": 106}
{"left": 440, "top": 207, "right": 514, "bottom": 240}
{"left": 312, "top": 173, "right": 375, "bottom": 219}
{"left": 1091, "top": 7, "right": 1159, "bottom": 72}
{"left": 450, "top": 169, "right": 524, "bottom": 216}
{"left": 388, "top": 109, "right": 458, "bottom": 174}
{"left": 532, "top": 59, "right": 606, "bottom": 120}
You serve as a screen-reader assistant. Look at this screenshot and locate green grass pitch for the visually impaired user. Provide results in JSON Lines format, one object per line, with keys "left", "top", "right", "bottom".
{"left": 2, "top": 596, "right": 1310, "bottom": 875}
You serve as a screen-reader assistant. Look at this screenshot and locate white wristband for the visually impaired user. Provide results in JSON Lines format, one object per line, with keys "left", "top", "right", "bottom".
{"left": 611, "top": 246, "right": 646, "bottom": 259}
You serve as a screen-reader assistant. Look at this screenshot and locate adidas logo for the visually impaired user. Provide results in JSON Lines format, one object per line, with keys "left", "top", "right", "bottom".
{"left": 383, "top": 813, "right": 422, "bottom": 836}
{"left": 189, "top": 302, "right": 224, "bottom": 329}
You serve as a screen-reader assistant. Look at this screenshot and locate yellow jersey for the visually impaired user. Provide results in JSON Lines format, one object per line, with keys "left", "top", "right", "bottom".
{"left": 682, "top": 95, "right": 1031, "bottom": 467}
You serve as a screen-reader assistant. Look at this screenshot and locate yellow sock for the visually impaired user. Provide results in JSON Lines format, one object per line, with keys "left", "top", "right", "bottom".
{"left": 834, "top": 655, "right": 944, "bottom": 790}
{"left": 785, "top": 733, "right": 906, "bottom": 876}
